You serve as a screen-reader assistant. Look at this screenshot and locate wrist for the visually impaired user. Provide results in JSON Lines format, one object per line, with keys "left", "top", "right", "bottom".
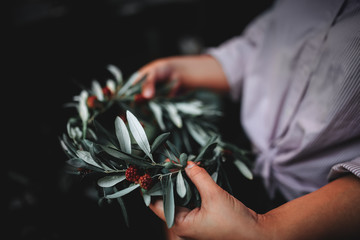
{"left": 254, "top": 213, "right": 277, "bottom": 240}
{"left": 231, "top": 209, "right": 275, "bottom": 240}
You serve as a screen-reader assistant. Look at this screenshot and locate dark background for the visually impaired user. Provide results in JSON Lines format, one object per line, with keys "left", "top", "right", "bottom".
{"left": 7, "top": 0, "right": 273, "bottom": 239}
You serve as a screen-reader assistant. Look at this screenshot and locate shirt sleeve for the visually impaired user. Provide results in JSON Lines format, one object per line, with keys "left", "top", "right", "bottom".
{"left": 204, "top": 8, "right": 273, "bottom": 101}
{"left": 328, "top": 158, "right": 360, "bottom": 182}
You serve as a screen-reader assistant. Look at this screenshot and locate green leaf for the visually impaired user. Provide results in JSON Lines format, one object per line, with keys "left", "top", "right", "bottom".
{"left": 66, "top": 158, "right": 88, "bottom": 168}
{"left": 151, "top": 132, "right": 171, "bottom": 154}
{"left": 101, "top": 146, "right": 154, "bottom": 167}
{"left": 105, "top": 184, "right": 140, "bottom": 199}
{"left": 141, "top": 182, "right": 163, "bottom": 207}
{"left": 176, "top": 171, "right": 186, "bottom": 198}
{"left": 116, "top": 197, "right": 130, "bottom": 228}
{"left": 233, "top": 159, "right": 253, "bottom": 180}
{"left": 88, "top": 142, "right": 114, "bottom": 171}
{"left": 93, "top": 119, "right": 118, "bottom": 147}
{"left": 211, "top": 171, "right": 218, "bottom": 183}
{"left": 126, "top": 110, "right": 153, "bottom": 161}
{"left": 115, "top": 116, "right": 131, "bottom": 154}
{"left": 92, "top": 80, "right": 104, "bottom": 101}
{"left": 97, "top": 174, "right": 126, "bottom": 187}
{"left": 162, "top": 175, "right": 175, "bottom": 228}
{"left": 66, "top": 158, "right": 103, "bottom": 172}
{"left": 175, "top": 101, "right": 203, "bottom": 116}
{"left": 166, "top": 140, "right": 180, "bottom": 159}
{"left": 165, "top": 103, "right": 182, "bottom": 128}
{"left": 194, "top": 135, "right": 218, "bottom": 163}
{"left": 149, "top": 101, "right": 166, "bottom": 131}
{"left": 117, "top": 71, "right": 139, "bottom": 96}
{"left": 107, "top": 64, "right": 123, "bottom": 85}
{"left": 177, "top": 176, "right": 192, "bottom": 207}
{"left": 142, "top": 190, "right": 151, "bottom": 207}
{"left": 60, "top": 134, "right": 77, "bottom": 157}
{"left": 181, "top": 127, "right": 193, "bottom": 153}
{"left": 124, "top": 75, "right": 146, "bottom": 97}
{"left": 185, "top": 121, "right": 209, "bottom": 146}
{"left": 145, "top": 182, "right": 163, "bottom": 196}
{"left": 163, "top": 161, "right": 180, "bottom": 170}
{"left": 179, "top": 153, "right": 188, "bottom": 167}
{"left": 219, "top": 141, "right": 252, "bottom": 161}
{"left": 161, "top": 145, "right": 178, "bottom": 164}
{"left": 76, "top": 150, "right": 104, "bottom": 169}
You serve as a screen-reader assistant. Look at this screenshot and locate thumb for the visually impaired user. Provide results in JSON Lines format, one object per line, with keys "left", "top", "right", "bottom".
{"left": 185, "top": 162, "right": 222, "bottom": 207}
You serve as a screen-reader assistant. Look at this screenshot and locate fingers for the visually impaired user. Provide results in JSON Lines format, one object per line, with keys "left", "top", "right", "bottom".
{"left": 185, "top": 162, "right": 221, "bottom": 207}
{"left": 149, "top": 198, "right": 191, "bottom": 225}
{"left": 141, "top": 71, "right": 156, "bottom": 99}
{"left": 150, "top": 163, "right": 222, "bottom": 217}
{"left": 168, "top": 78, "right": 181, "bottom": 97}
{"left": 136, "top": 58, "right": 181, "bottom": 99}
{"left": 137, "top": 60, "right": 165, "bottom": 99}
{"left": 149, "top": 198, "right": 166, "bottom": 222}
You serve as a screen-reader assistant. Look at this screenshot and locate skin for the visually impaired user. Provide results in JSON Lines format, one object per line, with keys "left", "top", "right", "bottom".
{"left": 136, "top": 55, "right": 360, "bottom": 240}
{"left": 138, "top": 55, "right": 230, "bottom": 99}
{"left": 151, "top": 162, "right": 360, "bottom": 240}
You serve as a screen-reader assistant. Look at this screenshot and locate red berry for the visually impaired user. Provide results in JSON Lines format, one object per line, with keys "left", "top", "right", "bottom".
{"left": 77, "top": 167, "right": 92, "bottom": 176}
{"left": 102, "top": 86, "right": 113, "bottom": 98}
{"left": 87, "top": 95, "right": 103, "bottom": 109}
{"left": 125, "top": 165, "right": 141, "bottom": 182}
{"left": 87, "top": 95, "right": 98, "bottom": 108}
{"left": 139, "top": 173, "right": 153, "bottom": 190}
{"left": 134, "top": 94, "right": 147, "bottom": 104}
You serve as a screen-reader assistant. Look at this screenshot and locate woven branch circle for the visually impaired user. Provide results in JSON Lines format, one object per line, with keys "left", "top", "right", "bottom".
{"left": 59, "top": 64, "right": 253, "bottom": 228}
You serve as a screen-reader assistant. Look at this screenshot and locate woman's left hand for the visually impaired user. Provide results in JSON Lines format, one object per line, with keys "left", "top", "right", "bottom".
{"left": 149, "top": 162, "right": 265, "bottom": 240}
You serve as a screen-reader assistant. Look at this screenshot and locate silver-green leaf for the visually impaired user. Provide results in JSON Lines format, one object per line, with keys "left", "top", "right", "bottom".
{"left": 107, "top": 64, "right": 123, "bottom": 85}
{"left": 142, "top": 191, "right": 151, "bottom": 206}
{"left": 165, "top": 103, "right": 182, "bottom": 128}
{"left": 115, "top": 116, "right": 131, "bottom": 154}
{"left": 126, "top": 110, "right": 153, "bottom": 161}
{"left": 97, "top": 174, "right": 126, "bottom": 188}
{"left": 211, "top": 171, "right": 218, "bottom": 183}
{"left": 91, "top": 80, "right": 104, "bottom": 101}
{"left": 146, "top": 182, "right": 163, "bottom": 196}
{"left": 179, "top": 153, "right": 188, "bottom": 167}
{"left": 176, "top": 171, "right": 186, "bottom": 198}
{"left": 233, "top": 159, "right": 253, "bottom": 180}
{"left": 105, "top": 184, "right": 140, "bottom": 199}
{"left": 163, "top": 175, "right": 175, "bottom": 228}
{"left": 185, "top": 121, "right": 209, "bottom": 146}
{"left": 149, "top": 101, "right": 166, "bottom": 131}
{"left": 116, "top": 197, "right": 129, "bottom": 227}
{"left": 175, "top": 101, "right": 203, "bottom": 116}
{"left": 76, "top": 150, "right": 103, "bottom": 169}
{"left": 117, "top": 71, "right": 139, "bottom": 96}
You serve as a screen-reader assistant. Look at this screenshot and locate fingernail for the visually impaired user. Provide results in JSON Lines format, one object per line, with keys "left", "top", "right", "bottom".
{"left": 143, "top": 88, "right": 152, "bottom": 98}
{"left": 186, "top": 161, "right": 195, "bottom": 169}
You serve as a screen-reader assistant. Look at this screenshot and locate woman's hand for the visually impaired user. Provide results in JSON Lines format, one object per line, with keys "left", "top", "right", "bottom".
{"left": 136, "top": 55, "right": 229, "bottom": 99}
{"left": 149, "top": 162, "right": 360, "bottom": 240}
{"left": 149, "top": 162, "right": 265, "bottom": 240}
{"left": 137, "top": 57, "right": 181, "bottom": 99}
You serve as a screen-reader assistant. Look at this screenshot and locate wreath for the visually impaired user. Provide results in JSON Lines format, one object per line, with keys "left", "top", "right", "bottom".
{"left": 59, "top": 64, "right": 253, "bottom": 228}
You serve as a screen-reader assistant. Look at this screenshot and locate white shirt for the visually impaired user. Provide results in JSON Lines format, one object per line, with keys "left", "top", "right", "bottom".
{"left": 207, "top": 0, "right": 360, "bottom": 200}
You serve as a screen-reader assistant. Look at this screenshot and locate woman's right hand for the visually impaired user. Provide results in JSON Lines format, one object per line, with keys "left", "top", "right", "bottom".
{"left": 136, "top": 55, "right": 229, "bottom": 100}
{"left": 137, "top": 57, "right": 181, "bottom": 99}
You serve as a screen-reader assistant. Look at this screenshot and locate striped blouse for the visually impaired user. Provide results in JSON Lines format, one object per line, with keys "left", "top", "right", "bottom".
{"left": 207, "top": 0, "right": 360, "bottom": 200}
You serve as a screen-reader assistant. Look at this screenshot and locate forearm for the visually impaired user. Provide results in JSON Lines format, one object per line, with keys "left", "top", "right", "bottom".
{"left": 258, "top": 174, "right": 360, "bottom": 240}
{"left": 165, "top": 54, "right": 230, "bottom": 92}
